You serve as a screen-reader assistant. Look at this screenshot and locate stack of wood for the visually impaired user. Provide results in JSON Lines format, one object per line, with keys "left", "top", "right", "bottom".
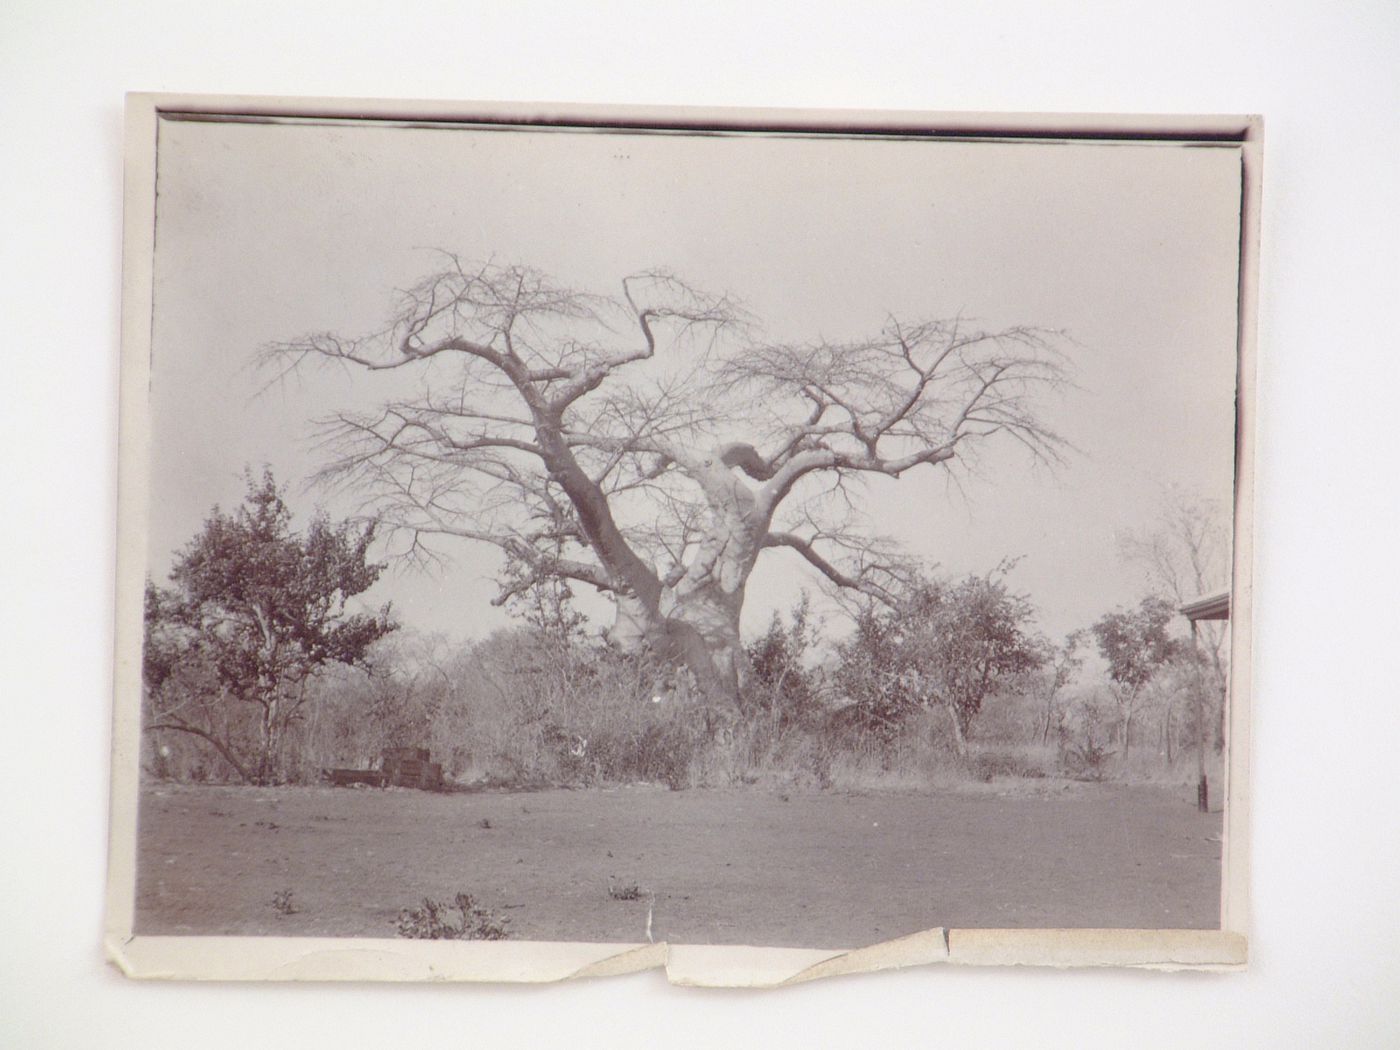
{"left": 324, "top": 767, "right": 387, "bottom": 788}
{"left": 380, "top": 747, "right": 444, "bottom": 790}
{"left": 323, "top": 747, "right": 445, "bottom": 790}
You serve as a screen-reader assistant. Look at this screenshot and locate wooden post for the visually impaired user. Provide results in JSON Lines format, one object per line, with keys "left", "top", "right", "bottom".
{"left": 1193, "top": 620, "right": 1208, "bottom": 812}
{"left": 1181, "top": 591, "right": 1227, "bottom": 814}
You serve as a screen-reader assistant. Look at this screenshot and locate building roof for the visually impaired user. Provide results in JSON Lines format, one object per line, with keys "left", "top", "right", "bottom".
{"left": 1180, "top": 590, "right": 1230, "bottom": 621}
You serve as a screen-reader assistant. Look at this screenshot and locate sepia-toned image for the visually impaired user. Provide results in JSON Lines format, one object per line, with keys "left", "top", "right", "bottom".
{"left": 108, "top": 98, "right": 1256, "bottom": 982}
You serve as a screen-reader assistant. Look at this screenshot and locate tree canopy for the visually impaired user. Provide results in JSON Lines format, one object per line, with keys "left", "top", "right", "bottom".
{"left": 144, "top": 470, "right": 397, "bottom": 782}
{"left": 1090, "top": 595, "right": 1181, "bottom": 752}
{"left": 835, "top": 569, "right": 1044, "bottom": 747}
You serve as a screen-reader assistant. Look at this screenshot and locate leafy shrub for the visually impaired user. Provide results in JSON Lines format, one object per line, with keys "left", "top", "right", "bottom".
{"left": 745, "top": 594, "right": 825, "bottom": 731}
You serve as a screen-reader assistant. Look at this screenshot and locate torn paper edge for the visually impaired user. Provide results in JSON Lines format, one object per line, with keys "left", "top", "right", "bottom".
{"left": 105, "top": 925, "right": 1245, "bottom": 986}
{"left": 106, "top": 934, "right": 669, "bottom": 984}
{"left": 105, "top": 94, "right": 1260, "bottom": 988}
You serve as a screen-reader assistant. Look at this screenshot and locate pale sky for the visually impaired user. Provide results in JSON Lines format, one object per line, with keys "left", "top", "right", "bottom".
{"left": 146, "top": 116, "right": 1242, "bottom": 645}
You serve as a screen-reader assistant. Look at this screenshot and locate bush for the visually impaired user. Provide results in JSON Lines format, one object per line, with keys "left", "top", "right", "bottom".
{"left": 224, "top": 593, "right": 1213, "bottom": 792}
{"left": 1057, "top": 693, "right": 1118, "bottom": 781}
{"left": 744, "top": 595, "right": 825, "bottom": 731}
{"left": 1060, "top": 735, "right": 1114, "bottom": 781}
{"left": 395, "top": 893, "right": 509, "bottom": 940}
{"left": 963, "top": 745, "right": 1053, "bottom": 782}
{"left": 582, "top": 720, "right": 704, "bottom": 789}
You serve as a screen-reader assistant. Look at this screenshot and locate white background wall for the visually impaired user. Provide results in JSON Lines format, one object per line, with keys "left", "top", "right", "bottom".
{"left": 2, "top": 3, "right": 1397, "bottom": 1046}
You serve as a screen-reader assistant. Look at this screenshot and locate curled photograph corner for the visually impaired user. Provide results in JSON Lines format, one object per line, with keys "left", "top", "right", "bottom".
{"left": 104, "top": 933, "right": 149, "bottom": 981}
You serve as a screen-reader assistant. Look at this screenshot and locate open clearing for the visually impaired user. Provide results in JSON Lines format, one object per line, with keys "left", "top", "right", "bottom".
{"left": 133, "top": 782, "right": 1222, "bottom": 949}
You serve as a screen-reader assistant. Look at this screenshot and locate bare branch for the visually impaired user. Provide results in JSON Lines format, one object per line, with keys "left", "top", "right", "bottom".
{"left": 717, "top": 319, "right": 1068, "bottom": 511}
{"left": 762, "top": 528, "right": 918, "bottom": 611}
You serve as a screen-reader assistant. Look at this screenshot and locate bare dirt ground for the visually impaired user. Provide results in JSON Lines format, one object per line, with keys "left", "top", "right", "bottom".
{"left": 132, "top": 781, "right": 1222, "bottom": 949}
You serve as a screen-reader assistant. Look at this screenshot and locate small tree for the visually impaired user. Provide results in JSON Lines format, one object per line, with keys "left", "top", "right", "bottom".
{"left": 832, "top": 605, "right": 921, "bottom": 742}
{"left": 745, "top": 593, "right": 822, "bottom": 730}
{"left": 497, "top": 543, "right": 589, "bottom": 648}
{"left": 1117, "top": 487, "right": 1231, "bottom": 748}
{"left": 836, "top": 568, "right": 1044, "bottom": 750}
{"left": 1032, "top": 630, "right": 1086, "bottom": 745}
{"left": 921, "top": 573, "right": 1045, "bottom": 750}
{"left": 144, "top": 470, "right": 397, "bottom": 783}
{"left": 1090, "top": 596, "right": 1180, "bottom": 754}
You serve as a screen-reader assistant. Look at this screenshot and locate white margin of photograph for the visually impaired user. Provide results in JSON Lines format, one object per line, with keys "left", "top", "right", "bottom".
{"left": 105, "top": 93, "right": 1260, "bottom": 986}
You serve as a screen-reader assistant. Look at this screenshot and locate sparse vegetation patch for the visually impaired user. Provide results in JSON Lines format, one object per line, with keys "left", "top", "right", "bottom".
{"left": 395, "top": 893, "right": 510, "bottom": 940}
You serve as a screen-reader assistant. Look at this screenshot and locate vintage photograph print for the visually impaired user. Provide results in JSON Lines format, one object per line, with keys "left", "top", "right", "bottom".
{"left": 109, "top": 98, "right": 1256, "bottom": 982}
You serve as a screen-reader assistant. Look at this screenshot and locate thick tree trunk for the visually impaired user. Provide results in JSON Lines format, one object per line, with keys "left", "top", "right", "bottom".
{"left": 946, "top": 702, "right": 970, "bottom": 755}
{"left": 665, "top": 611, "right": 747, "bottom": 698}
{"left": 257, "top": 703, "right": 278, "bottom": 785}
{"left": 603, "top": 450, "right": 767, "bottom": 704}
{"left": 609, "top": 568, "right": 752, "bottom": 701}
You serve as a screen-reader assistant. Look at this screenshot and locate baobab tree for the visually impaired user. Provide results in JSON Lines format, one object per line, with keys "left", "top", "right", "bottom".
{"left": 267, "top": 258, "right": 1066, "bottom": 701}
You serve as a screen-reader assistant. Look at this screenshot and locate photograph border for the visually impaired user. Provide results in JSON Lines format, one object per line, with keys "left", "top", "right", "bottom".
{"left": 107, "top": 93, "right": 1259, "bottom": 985}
